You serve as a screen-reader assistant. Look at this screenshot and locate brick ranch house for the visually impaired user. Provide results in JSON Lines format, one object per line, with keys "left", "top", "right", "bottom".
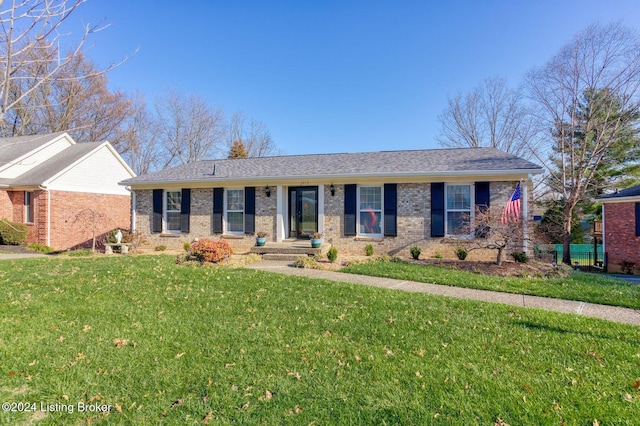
{"left": 0, "top": 132, "right": 135, "bottom": 249}
{"left": 597, "top": 184, "right": 640, "bottom": 274}
{"left": 120, "top": 148, "right": 543, "bottom": 258}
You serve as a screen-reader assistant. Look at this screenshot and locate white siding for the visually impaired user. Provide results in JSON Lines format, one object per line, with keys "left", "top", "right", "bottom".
{"left": 0, "top": 138, "right": 72, "bottom": 179}
{"left": 47, "top": 145, "right": 132, "bottom": 195}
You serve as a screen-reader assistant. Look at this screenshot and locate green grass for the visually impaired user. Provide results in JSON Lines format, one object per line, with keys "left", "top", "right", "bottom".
{"left": 0, "top": 255, "right": 639, "bottom": 424}
{"left": 341, "top": 260, "right": 640, "bottom": 310}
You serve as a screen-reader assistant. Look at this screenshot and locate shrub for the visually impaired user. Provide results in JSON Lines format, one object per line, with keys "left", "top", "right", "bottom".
{"left": 155, "top": 245, "right": 167, "bottom": 252}
{"left": 455, "top": 247, "right": 468, "bottom": 260}
{"left": 410, "top": 246, "right": 421, "bottom": 260}
{"left": 256, "top": 231, "right": 267, "bottom": 238}
{"left": 27, "top": 243, "right": 53, "bottom": 254}
{"left": 0, "top": 218, "right": 28, "bottom": 245}
{"left": 511, "top": 251, "right": 528, "bottom": 263}
{"left": 327, "top": 245, "right": 338, "bottom": 263}
{"left": 293, "top": 256, "right": 320, "bottom": 269}
{"left": 620, "top": 261, "right": 635, "bottom": 275}
{"left": 364, "top": 244, "right": 374, "bottom": 256}
{"left": 433, "top": 253, "right": 443, "bottom": 259}
{"left": 183, "top": 242, "right": 191, "bottom": 252}
{"left": 190, "top": 239, "right": 233, "bottom": 263}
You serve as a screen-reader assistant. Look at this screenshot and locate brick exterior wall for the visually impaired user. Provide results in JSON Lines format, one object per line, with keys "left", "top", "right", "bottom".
{"left": 134, "top": 181, "right": 530, "bottom": 260}
{"left": 604, "top": 202, "right": 640, "bottom": 273}
{"left": 1, "top": 189, "right": 130, "bottom": 250}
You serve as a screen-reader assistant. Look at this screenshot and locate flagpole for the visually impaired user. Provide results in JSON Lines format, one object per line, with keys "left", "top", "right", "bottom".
{"left": 522, "top": 177, "right": 528, "bottom": 254}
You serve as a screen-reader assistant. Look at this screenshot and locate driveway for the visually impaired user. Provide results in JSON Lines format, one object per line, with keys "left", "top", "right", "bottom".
{"left": 609, "top": 274, "right": 640, "bottom": 285}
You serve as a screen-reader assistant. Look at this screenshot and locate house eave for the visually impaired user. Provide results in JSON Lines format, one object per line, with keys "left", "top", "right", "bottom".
{"left": 599, "top": 195, "right": 640, "bottom": 204}
{"left": 120, "top": 168, "right": 543, "bottom": 189}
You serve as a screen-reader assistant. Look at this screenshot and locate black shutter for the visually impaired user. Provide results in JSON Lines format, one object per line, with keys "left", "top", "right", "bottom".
{"left": 152, "top": 189, "right": 163, "bottom": 233}
{"left": 181, "top": 188, "right": 191, "bottom": 233}
{"left": 474, "top": 182, "right": 490, "bottom": 238}
{"left": 384, "top": 184, "right": 397, "bottom": 236}
{"left": 431, "top": 182, "right": 445, "bottom": 237}
{"left": 344, "top": 184, "right": 357, "bottom": 236}
{"left": 213, "top": 188, "right": 224, "bottom": 233}
{"left": 244, "top": 186, "right": 255, "bottom": 234}
{"left": 636, "top": 203, "right": 640, "bottom": 237}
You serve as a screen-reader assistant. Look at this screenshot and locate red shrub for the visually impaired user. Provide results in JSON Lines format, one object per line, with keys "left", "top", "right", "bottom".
{"left": 190, "top": 239, "right": 233, "bottom": 263}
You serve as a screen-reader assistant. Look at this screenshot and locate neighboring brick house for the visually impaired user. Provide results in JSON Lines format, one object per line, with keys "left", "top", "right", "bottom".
{"left": 597, "top": 184, "right": 640, "bottom": 274}
{"left": 120, "top": 148, "right": 542, "bottom": 258}
{"left": 0, "top": 132, "right": 135, "bottom": 249}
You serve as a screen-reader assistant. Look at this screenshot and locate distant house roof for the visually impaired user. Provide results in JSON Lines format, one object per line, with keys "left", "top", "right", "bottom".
{"left": 8, "top": 142, "right": 105, "bottom": 187}
{"left": 121, "top": 147, "right": 543, "bottom": 186}
{"left": 0, "top": 132, "right": 67, "bottom": 166}
{"left": 597, "top": 184, "right": 640, "bottom": 201}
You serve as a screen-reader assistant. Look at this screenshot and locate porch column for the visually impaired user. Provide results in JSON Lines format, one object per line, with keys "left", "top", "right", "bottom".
{"left": 276, "top": 185, "right": 284, "bottom": 242}
{"left": 318, "top": 184, "right": 324, "bottom": 234}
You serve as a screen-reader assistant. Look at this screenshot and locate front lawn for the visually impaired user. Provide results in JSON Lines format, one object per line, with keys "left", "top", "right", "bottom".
{"left": 341, "top": 260, "right": 640, "bottom": 309}
{"left": 1, "top": 255, "right": 639, "bottom": 424}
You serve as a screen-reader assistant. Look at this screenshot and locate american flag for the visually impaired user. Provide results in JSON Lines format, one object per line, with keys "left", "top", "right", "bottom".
{"left": 501, "top": 182, "right": 521, "bottom": 224}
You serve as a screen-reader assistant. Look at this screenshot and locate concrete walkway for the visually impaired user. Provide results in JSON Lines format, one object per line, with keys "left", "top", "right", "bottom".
{"left": 246, "top": 261, "right": 640, "bottom": 326}
{"left": 0, "top": 253, "right": 47, "bottom": 260}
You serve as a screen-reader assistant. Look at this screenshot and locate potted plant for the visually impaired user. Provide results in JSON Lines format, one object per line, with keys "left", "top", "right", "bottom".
{"left": 256, "top": 231, "right": 267, "bottom": 246}
{"left": 310, "top": 232, "right": 323, "bottom": 248}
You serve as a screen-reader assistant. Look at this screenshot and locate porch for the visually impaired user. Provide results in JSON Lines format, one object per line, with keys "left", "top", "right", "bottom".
{"left": 249, "top": 240, "right": 331, "bottom": 261}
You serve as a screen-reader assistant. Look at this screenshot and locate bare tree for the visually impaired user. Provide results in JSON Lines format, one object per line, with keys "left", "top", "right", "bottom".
{"left": 462, "top": 206, "right": 525, "bottom": 266}
{"left": 225, "top": 111, "right": 280, "bottom": 157}
{"left": 0, "top": 0, "right": 130, "bottom": 126}
{"left": 526, "top": 22, "right": 640, "bottom": 264}
{"left": 155, "top": 90, "right": 225, "bottom": 168}
{"left": 437, "top": 76, "right": 537, "bottom": 159}
{"left": 1, "top": 46, "right": 132, "bottom": 150}
{"left": 119, "top": 92, "right": 161, "bottom": 174}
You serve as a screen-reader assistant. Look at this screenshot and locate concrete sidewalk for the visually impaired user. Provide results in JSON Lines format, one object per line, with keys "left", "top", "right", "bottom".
{"left": 246, "top": 261, "right": 640, "bottom": 326}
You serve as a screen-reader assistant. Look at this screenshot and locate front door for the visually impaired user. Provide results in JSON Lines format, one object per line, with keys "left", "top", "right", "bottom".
{"left": 289, "top": 187, "right": 318, "bottom": 239}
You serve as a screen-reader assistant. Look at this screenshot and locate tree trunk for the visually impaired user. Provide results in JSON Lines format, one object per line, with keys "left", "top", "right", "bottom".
{"left": 562, "top": 204, "right": 574, "bottom": 265}
{"left": 496, "top": 248, "right": 503, "bottom": 266}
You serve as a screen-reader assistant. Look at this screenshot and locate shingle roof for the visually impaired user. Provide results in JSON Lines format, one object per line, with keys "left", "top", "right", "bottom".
{"left": 0, "top": 132, "right": 67, "bottom": 166}
{"left": 121, "top": 147, "right": 543, "bottom": 185}
{"left": 597, "top": 184, "right": 640, "bottom": 200}
{"left": 6, "top": 142, "right": 104, "bottom": 187}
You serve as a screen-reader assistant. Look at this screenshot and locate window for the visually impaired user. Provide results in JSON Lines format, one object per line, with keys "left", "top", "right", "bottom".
{"left": 24, "top": 191, "right": 34, "bottom": 223}
{"left": 446, "top": 184, "right": 471, "bottom": 236}
{"left": 226, "top": 189, "right": 244, "bottom": 233}
{"left": 358, "top": 186, "right": 382, "bottom": 236}
{"left": 165, "top": 190, "right": 182, "bottom": 232}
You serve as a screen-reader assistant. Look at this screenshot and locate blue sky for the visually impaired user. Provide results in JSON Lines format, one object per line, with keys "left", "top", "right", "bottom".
{"left": 70, "top": 0, "right": 640, "bottom": 156}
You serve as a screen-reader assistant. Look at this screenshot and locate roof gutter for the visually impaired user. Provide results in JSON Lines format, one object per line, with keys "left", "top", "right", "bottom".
{"left": 119, "top": 168, "right": 545, "bottom": 187}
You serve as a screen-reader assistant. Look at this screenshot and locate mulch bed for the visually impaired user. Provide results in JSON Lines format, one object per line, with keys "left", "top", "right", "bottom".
{"left": 406, "top": 258, "right": 566, "bottom": 278}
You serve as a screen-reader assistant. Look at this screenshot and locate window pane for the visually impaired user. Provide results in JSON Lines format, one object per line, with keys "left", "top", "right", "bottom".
{"left": 25, "top": 192, "right": 34, "bottom": 223}
{"left": 167, "top": 191, "right": 181, "bottom": 211}
{"left": 447, "top": 212, "right": 470, "bottom": 235}
{"left": 359, "top": 187, "right": 381, "bottom": 210}
{"left": 360, "top": 211, "right": 381, "bottom": 235}
{"left": 447, "top": 185, "right": 470, "bottom": 210}
{"left": 228, "top": 211, "right": 243, "bottom": 232}
{"left": 227, "top": 190, "right": 244, "bottom": 211}
{"left": 167, "top": 211, "right": 181, "bottom": 231}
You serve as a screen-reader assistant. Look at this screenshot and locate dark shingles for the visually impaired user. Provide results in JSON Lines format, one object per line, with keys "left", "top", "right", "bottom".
{"left": 122, "top": 147, "right": 543, "bottom": 185}
{"left": 597, "top": 184, "right": 640, "bottom": 200}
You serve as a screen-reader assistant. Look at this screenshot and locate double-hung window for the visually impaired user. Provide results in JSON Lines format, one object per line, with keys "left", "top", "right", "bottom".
{"left": 165, "top": 190, "right": 182, "bottom": 232}
{"left": 226, "top": 189, "right": 244, "bottom": 233}
{"left": 24, "top": 191, "right": 34, "bottom": 223}
{"left": 446, "top": 184, "right": 471, "bottom": 236}
{"left": 358, "top": 186, "right": 382, "bottom": 236}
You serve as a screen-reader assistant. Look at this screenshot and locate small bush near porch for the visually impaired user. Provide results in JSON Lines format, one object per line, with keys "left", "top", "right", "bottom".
{"left": 1, "top": 255, "right": 638, "bottom": 424}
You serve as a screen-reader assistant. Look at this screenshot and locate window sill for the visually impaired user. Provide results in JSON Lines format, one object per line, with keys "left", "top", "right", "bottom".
{"left": 159, "top": 233, "right": 182, "bottom": 238}
{"left": 354, "top": 236, "right": 384, "bottom": 242}
{"left": 221, "top": 234, "right": 245, "bottom": 240}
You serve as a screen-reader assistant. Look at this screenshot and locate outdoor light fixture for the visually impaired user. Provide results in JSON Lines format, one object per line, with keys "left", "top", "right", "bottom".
{"left": 330, "top": 183, "right": 335, "bottom": 196}
{"left": 265, "top": 186, "right": 271, "bottom": 197}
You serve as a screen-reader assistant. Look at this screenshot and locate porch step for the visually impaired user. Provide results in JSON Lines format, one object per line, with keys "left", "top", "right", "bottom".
{"left": 250, "top": 242, "right": 330, "bottom": 256}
